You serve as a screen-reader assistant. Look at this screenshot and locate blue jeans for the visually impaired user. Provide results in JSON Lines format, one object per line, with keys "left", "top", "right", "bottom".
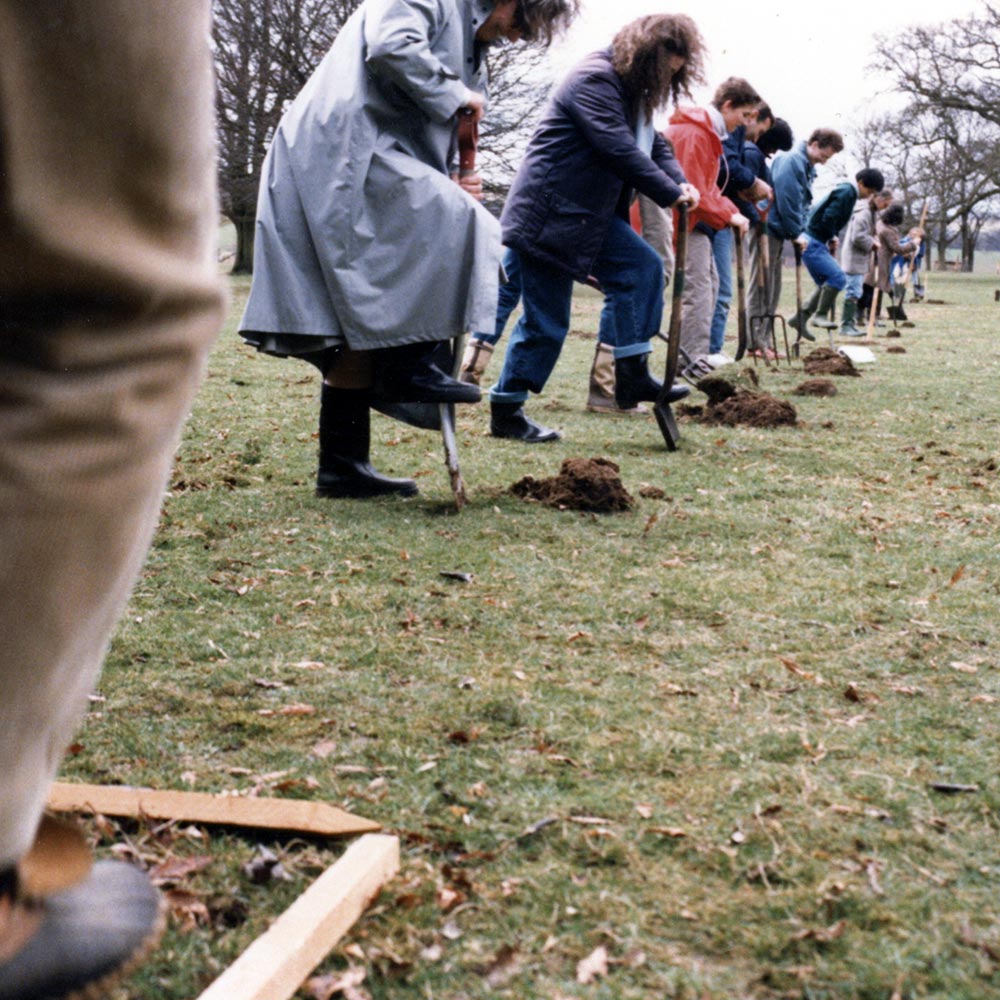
{"left": 471, "top": 247, "right": 521, "bottom": 346}
{"left": 708, "top": 226, "right": 732, "bottom": 353}
{"left": 490, "top": 217, "right": 663, "bottom": 403}
{"left": 844, "top": 272, "right": 864, "bottom": 301}
{"left": 803, "top": 236, "right": 847, "bottom": 292}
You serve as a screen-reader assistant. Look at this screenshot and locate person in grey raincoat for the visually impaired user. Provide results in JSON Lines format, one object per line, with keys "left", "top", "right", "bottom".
{"left": 239, "top": 0, "right": 578, "bottom": 498}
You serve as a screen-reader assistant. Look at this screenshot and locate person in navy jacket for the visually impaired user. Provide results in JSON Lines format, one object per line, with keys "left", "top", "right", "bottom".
{"left": 488, "top": 13, "right": 703, "bottom": 442}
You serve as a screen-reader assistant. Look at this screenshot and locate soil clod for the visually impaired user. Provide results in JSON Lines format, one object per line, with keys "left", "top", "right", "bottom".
{"left": 683, "top": 384, "right": 798, "bottom": 428}
{"left": 886, "top": 345, "right": 906, "bottom": 354}
{"left": 802, "top": 348, "right": 860, "bottom": 377}
{"left": 794, "top": 379, "right": 838, "bottom": 397}
{"left": 510, "top": 456, "right": 634, "bottom": 513}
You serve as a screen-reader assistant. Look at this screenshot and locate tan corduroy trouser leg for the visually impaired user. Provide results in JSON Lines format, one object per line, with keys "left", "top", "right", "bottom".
{"left": 0, "top": 1, "right": 225, "bottom": 865}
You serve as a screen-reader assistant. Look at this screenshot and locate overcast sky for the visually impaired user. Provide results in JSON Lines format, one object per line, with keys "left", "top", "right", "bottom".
{"left": 545, "top": 0, "right": 983, "bottom": 175}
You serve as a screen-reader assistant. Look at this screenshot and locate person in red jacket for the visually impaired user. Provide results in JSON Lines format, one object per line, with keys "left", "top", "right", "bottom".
{"left": 665, "top": 77, "right": 762, "bottom": 378}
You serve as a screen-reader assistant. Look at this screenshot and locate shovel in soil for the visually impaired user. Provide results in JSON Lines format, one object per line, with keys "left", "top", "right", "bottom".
{"left": 791, "top": 242, "right": 814, "bottom": 358}
{"left": 733, "top": 223, "right": 749, "bottom": 361}
{"left": 748, "top": 221, "right": 790, "bottom": 364}
{"left": 436, "top": 107, "right": 480, "bottom": 510}
{"left": 653, "top": 203, "right": 688, "bottom": 450}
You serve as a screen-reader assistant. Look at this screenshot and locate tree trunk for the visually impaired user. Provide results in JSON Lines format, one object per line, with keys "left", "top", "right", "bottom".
{"left": 231, "top": 214, "right": 256, "bottom": 275}
{"left": 936, "top": 234, "right": 949, "bottom": 271}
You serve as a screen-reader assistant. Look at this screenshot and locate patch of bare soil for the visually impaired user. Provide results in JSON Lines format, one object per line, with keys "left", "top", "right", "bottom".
{"left": 794, "top": 379, "right": 838, "bottom": 397}
{"left": 681, "top": 387, "right": 798, "bottom": 428}
{"left": 802, "top": 347, "right": 861, "bottom": 377}
{"left": 885, "top": 329, "right": 902, "bottom": 338}
{"left": 886, "top": 345, "right": 906, "bottom": 354}
{"left": 510, "top": 456, "right": 634, "bottom": 513}
{"left": 710, "top": 392, "right": 798, "bottom": 428}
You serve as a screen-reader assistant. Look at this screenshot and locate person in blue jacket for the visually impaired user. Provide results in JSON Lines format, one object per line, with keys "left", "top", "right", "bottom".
{"left": 487, "top": 13, "right": 703, "bottom": 442}
{"left": 765, "top": 128, "right": 843, "bottom": 340}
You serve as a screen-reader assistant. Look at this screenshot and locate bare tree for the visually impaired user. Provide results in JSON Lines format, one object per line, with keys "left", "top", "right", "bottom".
{"left": 213, "top": 0, "right": 360, "bottom": 273}
{"left": 852, "top": 104, "right": 1000, "bottom": 270}
{"left": 214, "top": 2, "right": 553, "bottom": 272}
{"left": 873, "top": 4, "right": 1000, "bottom": 128}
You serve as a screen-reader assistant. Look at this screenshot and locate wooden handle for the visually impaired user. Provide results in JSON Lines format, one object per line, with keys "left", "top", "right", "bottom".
{"left": 458, "top": 108, "right": 478, "bottom": 177}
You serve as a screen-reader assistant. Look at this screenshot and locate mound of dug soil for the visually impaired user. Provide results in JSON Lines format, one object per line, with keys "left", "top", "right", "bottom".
{"left": 802, "top": 347, "right": 860, "bottom": 377}
{"left": 795, "top": 379, "right": 838, "bottom": 397}
{"left": 510, "top": 456, "right": 634, "bottom": 513}
{"left": 886, "top": 345, "right": 907, "bottom": 354}
{"left": 681, "top": 389, "right": 797, "bottom": 428}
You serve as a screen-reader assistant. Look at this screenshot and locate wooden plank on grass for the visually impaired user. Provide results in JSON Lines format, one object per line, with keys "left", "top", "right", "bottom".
{"left": 47, "top": 782, "right": 380, "bottom": 837}
{"left": 196, "top": 833, "right": 399, "bottom": 1000}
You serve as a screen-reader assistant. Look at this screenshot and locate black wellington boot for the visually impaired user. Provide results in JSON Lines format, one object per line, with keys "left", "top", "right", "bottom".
{"left": 374, "top": 341, "right": 481, "bottom": 404}
{"left": 316, "top": 385, "right": 418, "bottom": 498}
{"left": 613, "top": 353, "right": 690, "bottom": 409}
{"left": 490, "top": 401, "right": 561, "bottom": 443}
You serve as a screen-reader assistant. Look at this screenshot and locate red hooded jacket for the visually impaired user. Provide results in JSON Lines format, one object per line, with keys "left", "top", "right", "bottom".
{"left": 665, "top": 106, "right": 738, "bottom": 232}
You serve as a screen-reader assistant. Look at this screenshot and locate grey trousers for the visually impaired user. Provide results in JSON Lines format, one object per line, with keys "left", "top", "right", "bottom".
{"left": 766, "top": 235, "right": 787, "bottom": 319}
{"left": 0, "top": 1, "right": 225, "bottom": 864}
{"left": 680, "top": 229, "right": 718, "bottom": 361}
{"left": 637, "top": 195, "right": 676, "bottom": 286}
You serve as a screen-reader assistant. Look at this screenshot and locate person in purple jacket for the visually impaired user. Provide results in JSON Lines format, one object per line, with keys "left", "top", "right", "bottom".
{"left": 487, "top": 13, "right": 704, "bottom": 442}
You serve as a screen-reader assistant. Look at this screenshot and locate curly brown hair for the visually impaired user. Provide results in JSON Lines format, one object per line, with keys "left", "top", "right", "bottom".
{"left": 515, "top": 0, "right": 581, "bottom": 47}
{"left": 611, "top": 14, "right": 707, "bottom": 118}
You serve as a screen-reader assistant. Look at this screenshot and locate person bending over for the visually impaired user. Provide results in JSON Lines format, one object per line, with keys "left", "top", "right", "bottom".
{"left": 239, "top": 0, "right": 579, "bottom": 496}
{"left": 487, "top": 13, "right": 703, "bottom": 442}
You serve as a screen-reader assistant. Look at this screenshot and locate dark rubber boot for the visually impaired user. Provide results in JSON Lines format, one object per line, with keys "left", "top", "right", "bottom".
{"left": 316, "top": 385, "right": 418, "bottom": 498}
{"left": 374, "top": 341, "right": 481, "bottom": 404}
{"left": 490, "top": 401, "right": 561, "bottom": 443}
{"left": 811, "top": 285, "right": 840, "bottom": 329}
{"left": 613, "top": 353, "right": 662, "bottom": 409}
{"left": 789, "top": 287, "right": 819, "bottom": 341}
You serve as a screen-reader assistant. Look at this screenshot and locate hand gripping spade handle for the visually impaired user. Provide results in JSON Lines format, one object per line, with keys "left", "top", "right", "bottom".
{"left": 653, "top": 202, "right": 687, "bottom": 451}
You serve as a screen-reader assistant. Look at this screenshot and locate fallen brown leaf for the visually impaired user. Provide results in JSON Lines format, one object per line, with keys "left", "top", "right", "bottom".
{"left": 480, "top": 944, "right": 522, "bottom": 988}
{"left": 305, "top": 965, "right": 369, "bottom": 1000}
{"left": 576, "top": 945, "right": 609, "bottom": 984}
{"left": 150, "top": 855, "right": 213, "bottom": 886}
{"left": 163, "top": 888, "right": 210, "bottom": 931}
{"left": 792, "top": 919, "right": 847, "bottom": 944}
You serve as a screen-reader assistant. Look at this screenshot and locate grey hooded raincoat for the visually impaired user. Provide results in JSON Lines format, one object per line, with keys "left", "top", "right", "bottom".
{"left": 239, "top": 0, "right": 502, "bottom": 357}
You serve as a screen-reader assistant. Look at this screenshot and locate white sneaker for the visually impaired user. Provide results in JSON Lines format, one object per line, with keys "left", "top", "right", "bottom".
{"left": 706, "top": 352, "right": 733, "bottom": 367}
{"left": 681, "top": 355, "right": 717, "bottom": 381}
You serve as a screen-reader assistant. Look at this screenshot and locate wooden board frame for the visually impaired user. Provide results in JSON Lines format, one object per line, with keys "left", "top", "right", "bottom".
{"left": 49, "top": 783, "right": 396, "bottom": 999}
{"left": 48, "top": 782, "right": 381, "bottom": 837}
{"left": 196, "top": 833, "right": 399, "bottom": 1000}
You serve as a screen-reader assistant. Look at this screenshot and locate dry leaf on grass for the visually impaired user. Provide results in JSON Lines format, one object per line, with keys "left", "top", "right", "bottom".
{"left": 305, "top": 965, "right": 370, "bottom": 1000}
{"left": 780, "top": 657, "right": 824, "bottom": 684}
{"left": 311, "top": 739, "right": 338, "bottom": 759}
{"left": 480, "top": 944, "right": 522, "bottom": 988}
{"left": 149, "top": 855, "right": 213, "bottom": 886}
{"left": 792, "top": 919, "right": 847, "bottom": 944}
{"left": 163, "top": 888, "right": 210, "bottom": 931}
{"left": 576, "top": 945, "right": 609, "bottom": 984}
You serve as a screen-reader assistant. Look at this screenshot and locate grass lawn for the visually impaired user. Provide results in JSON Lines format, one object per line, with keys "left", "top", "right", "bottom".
{"left": 65, "top": 268, "right": 1000, "bottom": 999}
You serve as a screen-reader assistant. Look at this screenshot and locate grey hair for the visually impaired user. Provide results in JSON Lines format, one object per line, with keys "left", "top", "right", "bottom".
{"left": 515, "top": 0, "right": 580, "bottom": 47}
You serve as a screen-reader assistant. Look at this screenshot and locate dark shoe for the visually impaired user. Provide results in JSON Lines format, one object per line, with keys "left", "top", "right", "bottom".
{"left": 317, "top": 460, "right": 418, "bottom": 498}
{"left": 375, "top": 341, "right": 481, "bottom": 404}
{"left": 317, "top": 385, "right": 418, "bottom": 498}
{"left": 614, "top": 353, "right": 662, "bottom": 409}
{"left": 490, "top": 402, "right": 561, "bottom": 442}
{"left": 0, "top": 860, "right": 164, "bottom": 1000}
{"left": 662, "top": 383, "right": 691, "bottom": 402}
